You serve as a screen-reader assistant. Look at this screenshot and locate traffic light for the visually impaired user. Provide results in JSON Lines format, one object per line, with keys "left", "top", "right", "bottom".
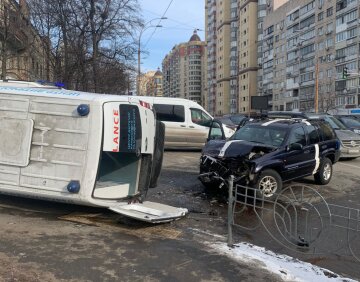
{"left": 342, "top": 67, "right": 349, "bottom": 79}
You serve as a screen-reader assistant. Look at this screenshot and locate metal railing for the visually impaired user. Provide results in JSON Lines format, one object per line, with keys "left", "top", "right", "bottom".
{"left": 227, "top": 176, "right": 360, "bottom": 263}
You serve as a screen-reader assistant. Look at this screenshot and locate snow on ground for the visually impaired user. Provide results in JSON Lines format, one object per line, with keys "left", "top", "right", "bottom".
{"left": 209, "top": 242, "right": 357, "bottom": 282}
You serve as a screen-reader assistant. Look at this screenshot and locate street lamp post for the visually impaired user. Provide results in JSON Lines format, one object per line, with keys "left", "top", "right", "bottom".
{"left": 137, "top": 18, "right": 166, "bottom": 96}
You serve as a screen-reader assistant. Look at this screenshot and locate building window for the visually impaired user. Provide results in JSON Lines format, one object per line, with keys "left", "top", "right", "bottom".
{"left": 326, "top": 7, "right": 333, "bottom": 17}
{"left": 318, "top": 12, "right": 324, "bottom": 21}
{"left": 327, "top": 68, "right": 332, "bottom": 78}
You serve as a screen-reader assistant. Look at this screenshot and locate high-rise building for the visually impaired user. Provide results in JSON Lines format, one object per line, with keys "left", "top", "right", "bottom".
{"left": 0, "top": 0, "right": 52, "bottom": 81}
{"left": 262, "top": 0, "right": 339, "bottom": 112}
{"left": 205, "top": 0, "right": 286, "bottom": 115}
{"left": 205, "top": 0, "right": 235, "bottom": 115}
{"left": 162, "top": 31, "right": 206, "bottom": 104}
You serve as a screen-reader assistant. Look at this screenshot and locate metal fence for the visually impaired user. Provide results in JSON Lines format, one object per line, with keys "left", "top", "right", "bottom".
{"left": 227, "top": 176, "right": 360, "bottom": 263}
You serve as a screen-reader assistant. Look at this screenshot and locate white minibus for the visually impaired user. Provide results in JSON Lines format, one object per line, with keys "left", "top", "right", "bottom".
{"left": 140, "top": 97, "right": 234, "bottom": 149}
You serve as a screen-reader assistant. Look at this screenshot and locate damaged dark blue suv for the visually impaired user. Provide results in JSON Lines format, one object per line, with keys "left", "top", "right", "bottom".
{"left": 199, "top": 118, "right": 341, "bottom": 198}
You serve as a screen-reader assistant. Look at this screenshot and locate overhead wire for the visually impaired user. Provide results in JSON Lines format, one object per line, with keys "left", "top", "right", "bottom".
{"left": 142, "top": 7, "right": 204, "bottom": 32}
{"left": 143, "top": 0, "right": 174, "bottom": 48}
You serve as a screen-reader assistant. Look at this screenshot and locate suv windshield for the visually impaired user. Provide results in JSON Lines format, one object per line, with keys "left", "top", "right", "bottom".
{"left": 231, "top": 124, "right": 287, "bottom": 147}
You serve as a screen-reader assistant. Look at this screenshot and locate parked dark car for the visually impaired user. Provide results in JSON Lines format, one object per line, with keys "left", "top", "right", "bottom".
{"left": 223, "top": 114, "right": 247, "bottom": 125}
{"left": 214, "top": 117, "right": 239, "bottom": 130}
{"left": 335, "top": 115, "right": 360, "bottom": 134}
{"left": 199, "top": 118, "right": 341, "bottom": 199}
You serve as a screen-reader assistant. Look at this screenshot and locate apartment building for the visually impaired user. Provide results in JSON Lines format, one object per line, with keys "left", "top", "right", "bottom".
{"left": 205, "top": 0, "right": 286, "bottom": 115}
{"left": 205, "top": 0, "right": 235, "bottom": 115}
{"left": 334, "top": 0, "right": 360, "bottom": 108}
{"left": 146, "top": 68, "right": 163, "bottom": 97}
{"left": 138, "top": 71, "right": 156, "bottom": 96}
{"left": 0, "top": 0, "right": 52, "bottom": 81}
{"left": 262, "top": 0, "right": 360, "bottom": 112}
{"left": 162, "top": 31, "right": 206, "bottom": 104}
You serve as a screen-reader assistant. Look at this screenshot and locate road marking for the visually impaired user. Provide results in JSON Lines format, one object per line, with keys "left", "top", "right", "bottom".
{"left": 337, "top": 162, "right": 360, "bottom": 169}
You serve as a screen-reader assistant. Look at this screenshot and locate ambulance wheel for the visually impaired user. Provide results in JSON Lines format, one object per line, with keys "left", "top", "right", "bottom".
{"left": 150, "top": 121, "right": 165, "bottom": 188}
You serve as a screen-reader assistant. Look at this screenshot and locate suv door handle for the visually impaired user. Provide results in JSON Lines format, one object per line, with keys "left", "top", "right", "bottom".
{"left": 304, "top": 150, "right": 310, "bottom": 154}
{"left": 321, "top": 145, "right": 327, "bottom": 149}
{"left": 180, "top": 125, "right": 186, "bottom": 127}
{"left": 189, "top": 126, "right": 195, "bottom": 128}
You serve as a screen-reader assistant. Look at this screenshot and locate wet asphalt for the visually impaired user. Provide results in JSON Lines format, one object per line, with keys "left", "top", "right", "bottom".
{"left": 0, "top": 151, "right": 358, "bottom": 281}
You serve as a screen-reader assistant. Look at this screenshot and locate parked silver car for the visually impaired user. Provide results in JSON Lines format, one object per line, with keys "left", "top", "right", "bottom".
{"left": 307, "top": 114, "right": 360, "bottom": 159}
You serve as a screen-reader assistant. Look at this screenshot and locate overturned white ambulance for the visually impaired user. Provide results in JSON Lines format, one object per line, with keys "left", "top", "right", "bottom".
{"left": 0, "top": 81, "right": 187, "bottom": 223}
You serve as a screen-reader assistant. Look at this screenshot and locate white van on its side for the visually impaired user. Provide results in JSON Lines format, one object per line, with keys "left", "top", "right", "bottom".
{"left": 0, "top": 81, "right": 187, "bottom": 223}
{"left": 140, "top": 97, "right": 234, "bottom": 149}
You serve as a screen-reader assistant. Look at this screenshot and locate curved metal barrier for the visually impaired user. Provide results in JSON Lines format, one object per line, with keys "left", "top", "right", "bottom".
{"left": 227, "top": 176, "right": 360, "bottom": 263}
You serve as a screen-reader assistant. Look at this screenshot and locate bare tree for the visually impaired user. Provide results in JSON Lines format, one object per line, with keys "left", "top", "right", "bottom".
{"left": 28, "top": 0, "right": 142, "bottom": 94}
{"left": 318, "top": 91, "right": 337, "bottom": 113}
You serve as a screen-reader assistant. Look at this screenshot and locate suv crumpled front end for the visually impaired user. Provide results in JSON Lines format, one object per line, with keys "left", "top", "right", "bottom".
{"left": 199, "top": 140, "right": 276, "bottom": 189}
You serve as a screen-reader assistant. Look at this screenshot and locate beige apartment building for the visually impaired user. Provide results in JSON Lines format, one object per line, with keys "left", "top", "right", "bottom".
{"left": 162, "top": 31, "right": 206, "bottom": 105}
{"left": 0, "top": 0, "right": 52, "bottom": 81}
{"left": 205, "top": 0, "right": 286, "bottom": 116}
{"left": 205, "top": 0, "right": 234, "bottom": 115}
{"left": 138, "top": 70, "right": 155, "bottom": 96}
{"left": 146, "top": 68, "right": 163, "bottom": 97}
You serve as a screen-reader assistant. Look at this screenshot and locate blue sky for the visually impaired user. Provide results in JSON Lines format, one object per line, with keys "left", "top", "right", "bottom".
{"left": 138, "top": 0, "right": 205, "bottom": 72}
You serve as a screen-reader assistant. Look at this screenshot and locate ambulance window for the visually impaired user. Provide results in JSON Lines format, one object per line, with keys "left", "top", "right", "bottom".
{"left": 153, "top": 104, "right": 185, "bottom": 122}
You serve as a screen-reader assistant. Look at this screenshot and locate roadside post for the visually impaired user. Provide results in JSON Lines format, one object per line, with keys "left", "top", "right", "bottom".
{"left": 227, "top": 175, "right": 234, "bottom": 247}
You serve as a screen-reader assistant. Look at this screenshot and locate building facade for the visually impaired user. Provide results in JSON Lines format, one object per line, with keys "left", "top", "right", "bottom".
{"left": 138, "top": 71, "right": 155, "bottom": 96}
{"left": 263, "top": 0, "right": 338, "bottom": 112}
{"left": 262, "top": 0, "right": 360, "bottom": 111}
{"left": 146, "top": 68, "right": 163, "bottom": 97}
{"left": 162, "top": 31, "right": 206, "bottom": 105}
{"left": 204, "top": 0, "right": 286, "bottom": 116}
{"left": 0, "top": 0, "right": 52, "bottom": 81}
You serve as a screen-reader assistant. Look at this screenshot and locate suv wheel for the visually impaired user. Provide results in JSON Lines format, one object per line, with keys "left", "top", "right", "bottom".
{"left": 314, "top": 157, "right": 332, "bottom": 185}
{"left": 255, "top": 169, "right": 282, "bottom": 199}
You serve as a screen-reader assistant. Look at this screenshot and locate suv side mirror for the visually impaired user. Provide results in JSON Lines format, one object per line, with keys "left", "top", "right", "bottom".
{"left": 208, "top": 120, "right": 225, "bottom": 141}
{"left": 289, "top": 143, "right": 303, "bottom": 151}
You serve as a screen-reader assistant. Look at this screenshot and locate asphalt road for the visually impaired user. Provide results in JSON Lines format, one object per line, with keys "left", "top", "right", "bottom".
{"left": 0, "top": 151, "right": 358, "bottom": 281}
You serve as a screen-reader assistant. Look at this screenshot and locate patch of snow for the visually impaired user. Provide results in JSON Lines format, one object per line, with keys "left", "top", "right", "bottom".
{"left": 208, "top": 242, "right": 357, "bottom": 282}
{"left": 189, "top": 228, "right": 226, "bottom": 239}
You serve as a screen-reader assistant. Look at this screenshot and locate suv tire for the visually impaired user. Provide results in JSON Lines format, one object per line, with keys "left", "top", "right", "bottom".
{"left": 314, "top": 157, "right": 332, "bottom": 185}
{"left": 255, "top": 169, "right": 282, "bottom": 199}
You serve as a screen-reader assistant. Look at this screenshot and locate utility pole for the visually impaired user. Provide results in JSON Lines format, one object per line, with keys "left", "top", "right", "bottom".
{"left": 136, "top": 18, "right": 166, "bottom": 96}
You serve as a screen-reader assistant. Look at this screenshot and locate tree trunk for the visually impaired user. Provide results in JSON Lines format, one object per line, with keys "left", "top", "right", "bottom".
{"left": 1, "top": 42, "right": 7, "bottom": 80}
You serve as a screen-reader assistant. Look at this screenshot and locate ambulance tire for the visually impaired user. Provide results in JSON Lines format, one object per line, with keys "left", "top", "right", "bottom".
{"left": 150, "top": 121, "right": 165, "bottom": 188}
